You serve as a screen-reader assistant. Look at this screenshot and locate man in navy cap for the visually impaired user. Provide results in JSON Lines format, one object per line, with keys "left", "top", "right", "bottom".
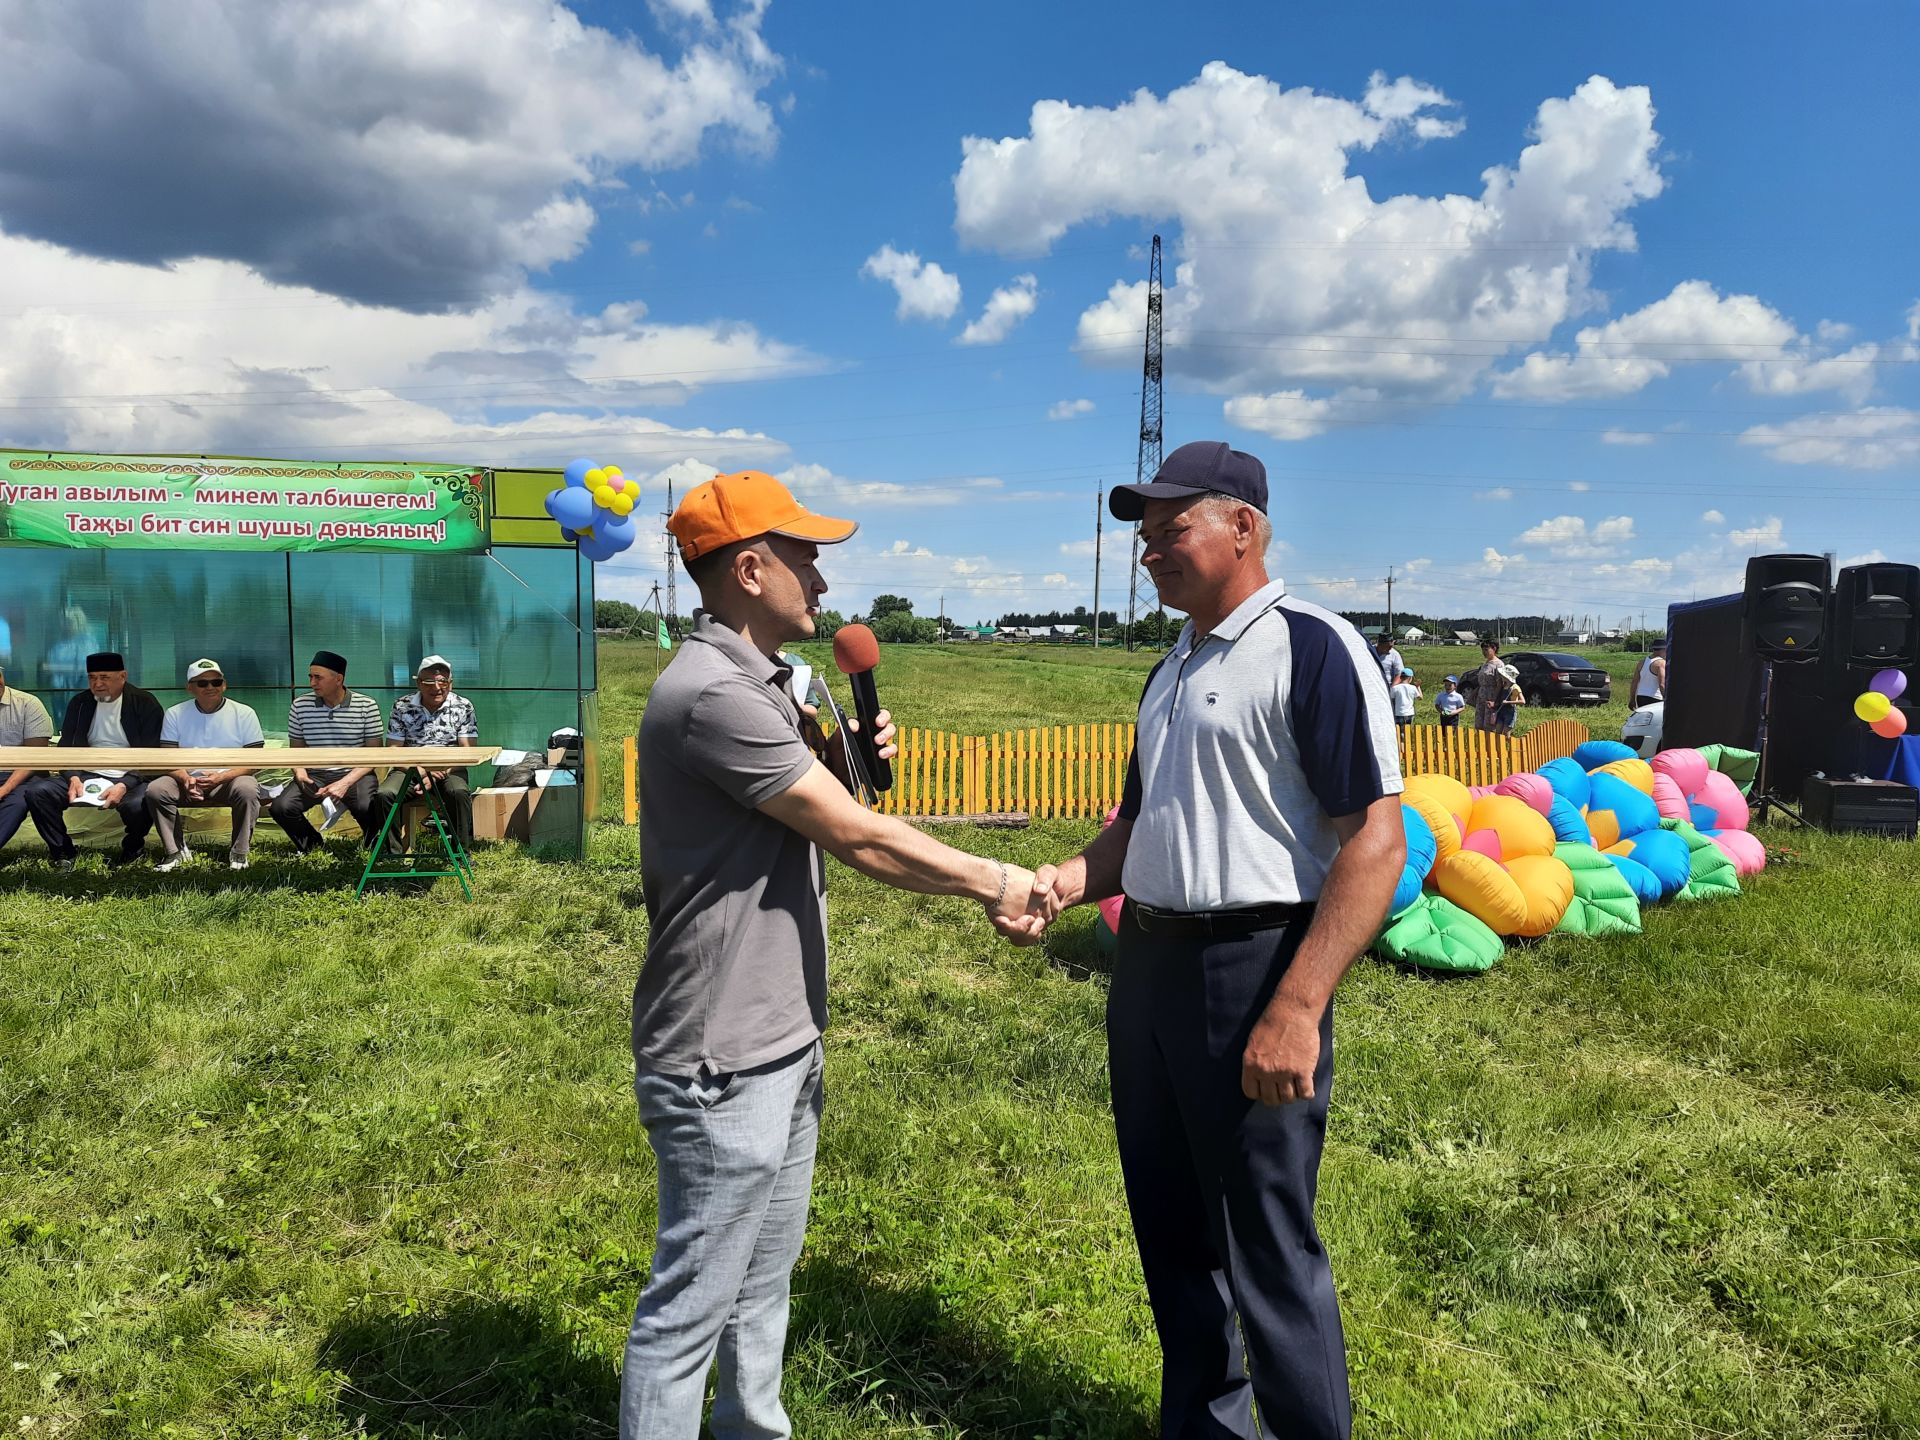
{"left": 1001, "top": 441, "right": 1405, "bottom": 1440}
{"left": 38, "top": 651, "right": 166, "bottom": 869}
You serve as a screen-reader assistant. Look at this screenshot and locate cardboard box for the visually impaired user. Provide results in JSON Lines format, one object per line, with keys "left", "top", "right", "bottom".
{"left": 472, "top": 784, "right": 581, "bottom": 847}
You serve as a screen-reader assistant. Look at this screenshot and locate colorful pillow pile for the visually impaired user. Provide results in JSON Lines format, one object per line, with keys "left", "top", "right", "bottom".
{"left": 1377, "top": 740, "right": 1765, "bottom": 974}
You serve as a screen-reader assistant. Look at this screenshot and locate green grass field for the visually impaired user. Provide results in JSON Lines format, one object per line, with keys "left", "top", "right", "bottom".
{"left": 4, "top": 639, "right": 1918, "bottom": 1438}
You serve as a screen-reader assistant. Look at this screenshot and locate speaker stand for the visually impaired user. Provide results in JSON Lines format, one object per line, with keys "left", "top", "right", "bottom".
{"left": 1752, "top": 659, "right": 1809, "bottom": 828}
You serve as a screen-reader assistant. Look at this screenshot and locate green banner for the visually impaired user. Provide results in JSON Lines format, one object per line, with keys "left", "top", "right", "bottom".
{"left": 0, "top": 452, "right": 488, "bottom": 553}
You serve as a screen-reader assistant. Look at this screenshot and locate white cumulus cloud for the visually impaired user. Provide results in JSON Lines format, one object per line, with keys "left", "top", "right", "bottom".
{"left": 1740, "top": 407, "right": 1920, "bottom": 470}
{"left": 1516, "top": 514, "right": 1635, "bottom": 558}
{"left": 0, "top": 0, "right": 783, "bottom": 310}
{"left": 860, "top": 245, "right": 962, "bottom": 322}
{"left": 1048, "top": 398, "right": 1096, "bottom": 420}
{"left": 1701, "top": 509, "right": 1725, "bottom": 524}
{"left": 957, "top": 274, "right": 1039, "bottom": 345}
{"left": 1727, "top": 517, "right": 1785, "bottom": 550}
{"left": 955, "top": 67, "right": 1667, "bottom": 427}
{"left": 1474, "top": 487, "right": 1515, "bottom": 502}
{"left": 1601, "top": 429, "right": 1655, "bottom": 446}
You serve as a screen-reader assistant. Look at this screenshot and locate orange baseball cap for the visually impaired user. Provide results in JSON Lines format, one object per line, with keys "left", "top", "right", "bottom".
{"left": 667, "top": 470, "right": 859, "bottom": 561}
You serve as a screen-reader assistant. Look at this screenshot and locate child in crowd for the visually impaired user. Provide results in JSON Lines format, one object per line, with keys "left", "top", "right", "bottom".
{"left": 1436, "top": 675, "right": 1465, "bottom": 729}
{"left": 1497, "top": 676, "right": 1526, "bottom": 735}
{"left": 1391, "top": 669, "right": 1421, "bottom": 728}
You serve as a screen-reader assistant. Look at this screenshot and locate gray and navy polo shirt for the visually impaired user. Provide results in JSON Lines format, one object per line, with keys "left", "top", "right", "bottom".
{"left": 1118, "top": 578, "right": 1404, "bottom": 911}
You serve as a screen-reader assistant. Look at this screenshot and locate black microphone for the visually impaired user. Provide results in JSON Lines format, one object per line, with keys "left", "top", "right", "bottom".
{"left": 832, "top": 623, "right": 893, "bottom": 792}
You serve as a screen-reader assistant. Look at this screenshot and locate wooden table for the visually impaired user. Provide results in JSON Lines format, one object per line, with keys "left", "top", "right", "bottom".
{"left": 0, "top": 746, "right": 498, "bottom": 772}
{"left": 0, "top": 746, "right": 503, "bottom": 897}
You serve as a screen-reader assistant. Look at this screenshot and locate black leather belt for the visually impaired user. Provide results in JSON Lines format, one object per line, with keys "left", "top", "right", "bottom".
{"left": 1128, "top": 900, "right": 1313, "bottom": 939}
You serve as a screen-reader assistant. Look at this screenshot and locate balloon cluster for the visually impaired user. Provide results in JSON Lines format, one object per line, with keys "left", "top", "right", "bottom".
{"left": 545, "top": 459, "right": 639, "bottom": 563}
{"left": 1853, "top": 668, "right": 1909, "bottom": 739}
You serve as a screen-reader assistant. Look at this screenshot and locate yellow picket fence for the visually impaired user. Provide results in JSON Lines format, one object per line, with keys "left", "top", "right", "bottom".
{"left": 1396, "top": 717, "right": 1591, "bottom": 788}
{"left": 620, "top": 716, "right": 1591, "bottom": 823}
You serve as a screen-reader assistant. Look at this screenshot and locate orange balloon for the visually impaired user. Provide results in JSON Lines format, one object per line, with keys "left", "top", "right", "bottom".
{"left": 1871, "top": 708, "right": 1908, "bottom": 739}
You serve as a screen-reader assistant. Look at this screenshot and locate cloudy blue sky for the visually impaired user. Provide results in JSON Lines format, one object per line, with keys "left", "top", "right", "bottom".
{"left": 2, "top": 0, "right": 1916, "bottom": 625}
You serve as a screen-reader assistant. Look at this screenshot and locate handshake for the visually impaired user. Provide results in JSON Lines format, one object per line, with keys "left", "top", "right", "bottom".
{"left": 981, "top": 856, "right": 1080, "bottom": 947}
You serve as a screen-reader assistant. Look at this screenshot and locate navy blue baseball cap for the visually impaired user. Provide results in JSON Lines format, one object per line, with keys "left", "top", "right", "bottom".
{"left": 1109, "top": 440, "right": 1267, "bottom": 521}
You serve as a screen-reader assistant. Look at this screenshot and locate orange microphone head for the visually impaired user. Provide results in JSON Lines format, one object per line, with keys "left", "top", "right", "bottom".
{"left": 834, "top": 623, "right": 880, "bottom": 674}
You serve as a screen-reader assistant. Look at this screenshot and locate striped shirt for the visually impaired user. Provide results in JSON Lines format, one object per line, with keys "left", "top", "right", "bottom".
{"left": 1119, "top": 578, "right": 1403, "bottom": 910}
{"left": 287, "top": 690, "right": 384, "bottom": 780}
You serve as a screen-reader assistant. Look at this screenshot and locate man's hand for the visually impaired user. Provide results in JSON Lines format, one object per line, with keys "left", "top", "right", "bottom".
{"left": 101, "top": 782, "right": 127, "bottom": 807}
{"left": 991, "top": 862, "right": 1069, "bottom": 945}
{"left": 317, "top": 779, "right": 349, "bottom": 802}
{"left": 292, "top": 767, "right": 312, "bottom": 786}
{"left": 850, "top": 708, "right": 898, "bottom": 762}
{"left": 1242, "top": 1000, "right": 1321, "bottom": 1106}
{"left": 68, "top": 775, "right": 83, "bottom": 803}
{"left": 984, "top": 861, "right": 1044, "bottom": 933}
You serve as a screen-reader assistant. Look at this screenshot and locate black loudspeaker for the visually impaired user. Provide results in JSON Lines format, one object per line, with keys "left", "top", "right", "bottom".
{"left": 1827, "top": 562, "right": 1919, "bottom": 670}
{"left": 1743, "top": 553, "right": 1829, "bottom": 661}
{"left": 1801, "top": 777, "right": 1919, "bottom": 838}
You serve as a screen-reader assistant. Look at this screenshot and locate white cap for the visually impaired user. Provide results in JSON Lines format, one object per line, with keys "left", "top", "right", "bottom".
{"left": 416, "top": 654, "right": 453, "bottom": 676}
{"left": 186, "top": 657, "right": 225, "bottom": 681}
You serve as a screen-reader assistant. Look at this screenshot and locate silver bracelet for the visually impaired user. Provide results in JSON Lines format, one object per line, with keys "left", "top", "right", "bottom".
{"left": 992, "top": 860, "right": 1007, "bottom": 908}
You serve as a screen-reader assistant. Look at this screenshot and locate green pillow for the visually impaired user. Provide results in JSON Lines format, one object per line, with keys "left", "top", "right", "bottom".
{"left": 1695, "top": 744, "right": 1761, "bottom": 797}
{"left": 1551, "top": 842, "right": 1643, "bottom": 935}
{"left": 1376, "top": 893, "right": 1504, "bottom": 974}
{"left": 1659, "top": 818, "right": 1742, "bottom": 900}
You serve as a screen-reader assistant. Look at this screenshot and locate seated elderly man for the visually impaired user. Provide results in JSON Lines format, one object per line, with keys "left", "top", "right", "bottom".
{"left": 367, "top": 654, "right": 478, "bottom": 853}
{"left": 147, "top": 658, "right": 266, "bottom": 872}
{"left": 34, "top": 650, "right": 166, "bottom": 870}
{"left": 0, "top": 659, "right": 66, "bottom": 864}
{"left": 269, "top": 650, "right": 384, "bottom": 855}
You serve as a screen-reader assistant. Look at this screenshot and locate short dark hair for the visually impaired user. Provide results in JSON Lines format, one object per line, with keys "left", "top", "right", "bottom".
{"left": 685, "top": 536, "right": 758, "bottom": 594}
{"left": 1482, "top": 639, "right": 1500, "bottom": 653}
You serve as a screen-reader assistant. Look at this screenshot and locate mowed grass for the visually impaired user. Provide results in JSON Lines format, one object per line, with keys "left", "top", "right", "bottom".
{"left": 4, "top": 637, "right": 1918, "bottom": 1438}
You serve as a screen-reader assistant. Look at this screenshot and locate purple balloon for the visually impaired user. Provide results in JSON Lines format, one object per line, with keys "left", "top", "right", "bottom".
{"left": 1870, "top": 668, "right": 1908, "bottom": 700}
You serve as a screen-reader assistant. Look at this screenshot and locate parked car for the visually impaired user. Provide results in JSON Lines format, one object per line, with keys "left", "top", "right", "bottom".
{"left": 1459, "top": 651, "right": 1612, "bottom": 707}
{"left": 1622, "top": 701, "right": 1663, "bottom": 757}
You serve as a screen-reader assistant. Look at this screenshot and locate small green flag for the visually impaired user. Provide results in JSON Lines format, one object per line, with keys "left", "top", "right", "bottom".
{"left": 657, "top": 619, "right": 673, "bottom": 651}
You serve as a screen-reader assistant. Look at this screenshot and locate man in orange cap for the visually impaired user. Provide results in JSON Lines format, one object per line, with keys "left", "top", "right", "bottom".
{"left": 622, "top": 470, "right": 1042, "bottom": 1439}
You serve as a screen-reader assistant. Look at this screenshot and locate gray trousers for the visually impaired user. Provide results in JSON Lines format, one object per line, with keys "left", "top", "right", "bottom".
{"left": 621, "top": 1040, "right": 822, "bottom": 1440}
{"left": 146, "top": 775, "right": 263, "bottom": 861}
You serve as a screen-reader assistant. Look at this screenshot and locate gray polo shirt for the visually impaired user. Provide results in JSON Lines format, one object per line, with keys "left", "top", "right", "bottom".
{"left": 0, "top": 684, "right": 54, "bottom": 747}
{"left": 1119, "top": 578, "right": 1404, "bottom": 910}
{"left": 634, "top": 611, "right": 825, "bottom": 1077}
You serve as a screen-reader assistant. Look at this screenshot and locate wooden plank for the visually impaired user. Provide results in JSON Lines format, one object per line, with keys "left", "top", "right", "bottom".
{"left": 0, "top": 745, "right": 497, "bottom": 770}
{"left": 624, "top": 735, "right": 638, "bottom": 826}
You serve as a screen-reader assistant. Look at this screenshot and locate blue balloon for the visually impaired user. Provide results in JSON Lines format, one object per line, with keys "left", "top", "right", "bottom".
{"left": 549, "top": 486, "right": 597, "bottom": 531}
{"left": 1606, "top": 853, "right": 1664, "bottom": 904}
{"left": 597, "top": 511, "right": 636, "bottom": 549}
{"left": 1548, "top": 793, "right": 1594, "bottom": 846}
{"left": 1392, "top": 803, "right": 1438, "bottom": 916}
{"left": 1588, "top": 772, "right": 1659, "bottom": 839}
{"left": 577, "top": 529, "right": 620, "bottom": 563}
{"left": 563, "top": 458, "right": 597, "bottom": 488}
{"left": 1538, "top": 756, "right": 1592, "bottom": 810}
{"left": 1574, "top": 739, "right": 1638, "bottom": 771}
{"left": 560, "top": 526, "right": 579, "bottom": 542}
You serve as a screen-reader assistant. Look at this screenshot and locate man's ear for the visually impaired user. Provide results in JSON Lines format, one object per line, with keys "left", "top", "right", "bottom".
{"left": 733, "top": 545, "right": 765, "bottom": 598}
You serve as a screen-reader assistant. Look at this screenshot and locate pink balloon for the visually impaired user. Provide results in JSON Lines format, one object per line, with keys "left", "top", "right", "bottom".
{"left": 1462, "top": 827, "right": 1504, "bottom": 861}
{"left": 1468, "top": 784, "right": 1496, "bottom": 799}
{"left": 1697, "top": 769, "right": 1750, "bottom": 832}
{"left": 1099, "top": 893, "right": 1125, "bottom": 934}
{"left": 1870, "top": 668, "right": 1908, "bottom": 700}
{"left": 1494, "top": 772, "right": 1554, "bottom": 816}
{"left": 1708, "top": 828, "right": 1767, "bottom": 877}
{"left": 1650, "top": 747, "right": 1709, "bottom": 799}
{"left": 1650, "top": 772, "right": 1690, "bottom": 821}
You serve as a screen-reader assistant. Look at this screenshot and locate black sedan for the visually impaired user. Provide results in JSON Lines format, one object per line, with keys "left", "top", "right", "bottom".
{"left": 1458, "top": 651, "right": 1613, "bottom": 707}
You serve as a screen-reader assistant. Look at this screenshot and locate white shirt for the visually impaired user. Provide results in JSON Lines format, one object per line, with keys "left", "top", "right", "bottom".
{"left": 87, "top": 695, "right": 129, "bottom": 778}
{"left": 1391, "top": 680, "right": 1421, "bottom": 718}
{"left": 163, "top": 699, "right": 265, "bottom": 775}
{"left": 1119, "top": 578, "right": 1404, "bottom": 910}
